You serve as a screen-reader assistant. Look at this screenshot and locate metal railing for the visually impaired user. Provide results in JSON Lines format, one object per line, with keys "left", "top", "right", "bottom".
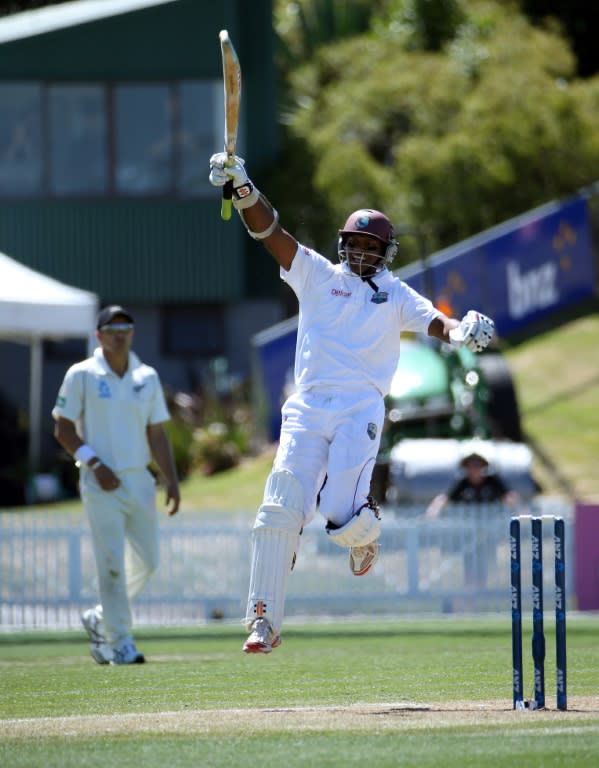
{"left": 0, "top": 499, "right": 573, "bottom": 630}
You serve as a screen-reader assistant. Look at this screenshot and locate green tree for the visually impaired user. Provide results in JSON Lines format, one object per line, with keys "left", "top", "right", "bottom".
{"left": 271, "top": 0, "right": 599, "bottom": 263}
{"left": 276, "top": 0, "right": 380, "bottom": 66}
{"left": 374, "top": 0, "right": 465, "bottom": 51}
{"left": 521, "top": 0, "right": 599, "bottom": 77}
{"left": 395, "top": 9, "right": 599, "bottom": 246}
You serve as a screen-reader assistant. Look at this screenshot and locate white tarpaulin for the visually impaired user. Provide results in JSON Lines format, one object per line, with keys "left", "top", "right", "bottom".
{"left": 0, "top": 251, "right": 98, "bottom": 470}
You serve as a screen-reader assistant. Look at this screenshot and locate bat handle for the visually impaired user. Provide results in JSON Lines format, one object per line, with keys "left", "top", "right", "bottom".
{"left": 221, "top": 180, "right": 233, "bottom": 221}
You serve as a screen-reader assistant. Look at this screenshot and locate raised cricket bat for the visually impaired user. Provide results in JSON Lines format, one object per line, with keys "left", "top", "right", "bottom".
{"left": 219, "top": 29, "right": 241, "bottom": 221}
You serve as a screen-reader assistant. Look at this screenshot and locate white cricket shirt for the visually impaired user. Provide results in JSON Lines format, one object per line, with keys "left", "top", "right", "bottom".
{"left": 282, "top": 245, "right": 440, "bottom": 397}
{"left": 52, "top": 348, "right": 170, "bottom": 471}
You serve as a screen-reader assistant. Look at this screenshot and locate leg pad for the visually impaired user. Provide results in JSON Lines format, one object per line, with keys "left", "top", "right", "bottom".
{"left": 245, "top": 471, "right": 304, "bottom": 632}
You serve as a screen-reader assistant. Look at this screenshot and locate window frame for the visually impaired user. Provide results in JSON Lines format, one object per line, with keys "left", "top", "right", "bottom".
{"left": 0, "top": 79, "right": 222, "bottom": 200}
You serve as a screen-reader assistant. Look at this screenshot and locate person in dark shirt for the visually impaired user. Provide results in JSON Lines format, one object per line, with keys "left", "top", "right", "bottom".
{"left": 425, "top": 446, "right": 518, "bottom": 594}
{"left": 426, "top": 449, "right": 517, "bottom": 517}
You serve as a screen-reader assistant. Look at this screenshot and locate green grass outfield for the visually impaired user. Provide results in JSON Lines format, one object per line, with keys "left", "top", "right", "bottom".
{"left": 1, "top": 615, "right": 599, "bottom": 767}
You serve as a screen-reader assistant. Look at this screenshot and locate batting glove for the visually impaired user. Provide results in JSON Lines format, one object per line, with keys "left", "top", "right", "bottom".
{"left": 209, "top": 152, "right": 259, "bottom": 209}
{"left": 449, "top": 310, "right": 495, "bottom": 353}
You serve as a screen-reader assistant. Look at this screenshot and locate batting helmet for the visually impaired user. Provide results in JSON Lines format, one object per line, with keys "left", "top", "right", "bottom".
{"left": 338, "top": 209, "right": 398, "bottom": 277}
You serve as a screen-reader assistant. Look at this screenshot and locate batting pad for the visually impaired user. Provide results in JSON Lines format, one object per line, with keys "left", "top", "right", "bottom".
{"left": 245, "top": 471, "right": 304, "bottom": 633}
{"left": 326, "top": 505, "right": 381, "bottom": 548}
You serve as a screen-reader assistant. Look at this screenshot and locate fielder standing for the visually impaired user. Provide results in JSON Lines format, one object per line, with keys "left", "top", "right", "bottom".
{"left": 209, "top": 153, "right": 495, "bottom": 654}
{"left": 53, "top": 305, "right": 180, "bottom": 664}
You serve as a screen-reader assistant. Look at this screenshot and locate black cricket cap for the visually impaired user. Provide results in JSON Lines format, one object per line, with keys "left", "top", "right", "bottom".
{"left": 96, "top": 305, "right": 135, "bottom": 330}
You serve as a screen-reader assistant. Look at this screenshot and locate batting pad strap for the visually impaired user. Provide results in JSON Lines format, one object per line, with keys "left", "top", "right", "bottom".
{"left": 326, "top": 506, "right": 381, "bottom": 548}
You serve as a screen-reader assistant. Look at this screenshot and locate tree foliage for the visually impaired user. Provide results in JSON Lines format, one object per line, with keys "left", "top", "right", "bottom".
{"left": 272, "top": 0, "right": 599, "bottom": 264}
{"left": 373, "top": 0, "right": 465, "bottom": 51}
{"left": 520, "top": 0, "right": 599, "bottom": 77}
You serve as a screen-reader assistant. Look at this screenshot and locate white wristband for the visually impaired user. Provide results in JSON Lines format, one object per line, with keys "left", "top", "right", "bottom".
{"left": 74, "top": 444, "right": 97, "bottom": 467}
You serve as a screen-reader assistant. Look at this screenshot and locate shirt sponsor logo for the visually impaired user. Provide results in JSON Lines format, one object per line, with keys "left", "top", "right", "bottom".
{"left": 97, "top": 380, "right": 111, "bottom": 399}
{"left": 331, "top": 288, "right": 352, "bottom": 298}
{"left": 371, "top": 291, "right": 388, "bottom": 304}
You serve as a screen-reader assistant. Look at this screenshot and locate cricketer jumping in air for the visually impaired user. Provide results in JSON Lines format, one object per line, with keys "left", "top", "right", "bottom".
{"left": 209, "top": 153, "right": 495, "bottom": 654}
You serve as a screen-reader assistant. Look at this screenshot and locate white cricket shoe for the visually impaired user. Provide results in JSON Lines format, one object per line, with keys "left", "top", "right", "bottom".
{"left": 349, "top": 541, "right": 380, "bottom": 576}
{"left": 110, "top": 637, "right": 145, "bottom": 665}
{"left": 81, "top": 605, "right": 113, "bottom": 664}
{"left": 243, "top": 618, "right": 281, "bottom": 654}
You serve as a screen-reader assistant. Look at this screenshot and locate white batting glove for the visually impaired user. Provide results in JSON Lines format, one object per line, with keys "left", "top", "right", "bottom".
{"left": 208, "top": 152, "right": 259, "bottom": 209}
{"left": 449, "top": 310, "right": 495, "bottom": 353}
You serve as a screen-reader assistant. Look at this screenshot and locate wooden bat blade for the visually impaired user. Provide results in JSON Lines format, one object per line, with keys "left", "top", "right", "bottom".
{"left": 219, "top": 29, "right": 241, "bottom": 221}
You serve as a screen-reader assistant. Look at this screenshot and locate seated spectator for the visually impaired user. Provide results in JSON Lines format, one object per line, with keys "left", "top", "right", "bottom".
{"left": 425, "top": 447, "right": 518, "bottom": 519}
{"left": 425, "top": 445, "right": 519, "bottom": 597}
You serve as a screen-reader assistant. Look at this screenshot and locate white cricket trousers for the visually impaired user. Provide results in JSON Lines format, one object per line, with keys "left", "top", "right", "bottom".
{"left": 80, "top": 467, "right": 159, "bottom": 646}
{"left": 274, "top": 387, "right": 385, "bottom": 527}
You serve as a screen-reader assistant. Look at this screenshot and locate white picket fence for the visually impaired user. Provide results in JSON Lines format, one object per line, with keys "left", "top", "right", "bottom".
{"left": 0, "top": 499, "right": 573, "bottom": 630}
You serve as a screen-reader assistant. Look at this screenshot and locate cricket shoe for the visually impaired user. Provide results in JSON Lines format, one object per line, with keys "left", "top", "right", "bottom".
{"left": 81, "top": 605, "right": 113, "bottom": 665}
{"left": 243, "top": 618, "right": 281, "bottom": 654}
{"left": 89, "top": 642, "right": 114, "bottom": 665}
{"left": 349, "top": 540, "right": 380, "bottom": 576}
{"left": 110, "top": 637, "right": 145, "bottom": 665}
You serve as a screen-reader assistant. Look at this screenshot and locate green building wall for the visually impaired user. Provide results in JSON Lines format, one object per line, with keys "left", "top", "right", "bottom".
{"left": 0, "top": 0, "right": 279, "bottom": 302}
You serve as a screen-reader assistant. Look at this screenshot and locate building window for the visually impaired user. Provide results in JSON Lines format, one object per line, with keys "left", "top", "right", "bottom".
{"left": 49, "top": 84, "right": 108, "bottom": 195}
{"left": 115, "top": 84, "right": 174, "bottom": 195}
{"left": 162, "top": 305, "right": 225, "bottom": 357}
{"left": 178, "top": 81, "right": 222, "bottom": 197}
{"left": 0, "top": 80, "right": 222, "bottom": 199}
{"left": 0, "top": 83, "right": 42, "bottom": 196}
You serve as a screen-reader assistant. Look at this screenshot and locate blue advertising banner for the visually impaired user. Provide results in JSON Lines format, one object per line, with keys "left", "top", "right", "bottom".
{"left": 392, "top": 259, "right": 430, "bottom": 297}
{"left": 399, "top": 195, "right": 596, "bottom": 336}
{"left": 252, "top": 316, "right": 298, "bottom": 441}
{"left": 486, "top": 197, "right": 595, "bottom": 334}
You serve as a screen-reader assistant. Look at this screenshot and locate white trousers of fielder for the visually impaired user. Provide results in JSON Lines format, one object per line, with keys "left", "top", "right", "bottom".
{"left": 245, "top": 387, "right": 385, "bottom": 633}
{"left": 81, "top": 467, "right": 159, "bottom": 646}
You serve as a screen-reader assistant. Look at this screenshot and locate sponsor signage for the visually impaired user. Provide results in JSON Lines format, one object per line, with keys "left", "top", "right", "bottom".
{"left": 400, "top": 195, "right": 595, "bottom": 335}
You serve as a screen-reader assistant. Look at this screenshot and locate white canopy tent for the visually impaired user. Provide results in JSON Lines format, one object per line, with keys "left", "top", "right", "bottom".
{"left": 0, "top": 251, "right": 98, "bottom": 471}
